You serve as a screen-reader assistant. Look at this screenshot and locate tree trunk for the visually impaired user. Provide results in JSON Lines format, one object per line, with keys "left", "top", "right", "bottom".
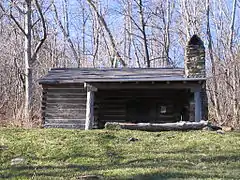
{"left": 228, "top": 0, "right": 237, "bottom": 51}
{"left": 206, "top": 0, "right": 221, "bottom": 123}
{"left": 138, "top": 0, "right": 150, "bottom": 67}
{"left": 229, "top": 0, "right": 238, "bottom": 126}
{"left": 163, "top": 0, "right": 170, "bottom": 67}
{"left": 24, "top": 0, "right": 32, "bottom": 122}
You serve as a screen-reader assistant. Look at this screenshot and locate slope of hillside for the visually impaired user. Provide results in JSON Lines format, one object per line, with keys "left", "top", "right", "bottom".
{"left": 1, "top": 128, "right": 240, "bottom": 179}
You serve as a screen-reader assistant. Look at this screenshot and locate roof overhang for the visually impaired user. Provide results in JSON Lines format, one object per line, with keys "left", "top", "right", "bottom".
{"left": 40, "top": 77, "right": 206, "bottom": 84}
{"left": 39, "top": 68, "right": 206, "bottom": 85}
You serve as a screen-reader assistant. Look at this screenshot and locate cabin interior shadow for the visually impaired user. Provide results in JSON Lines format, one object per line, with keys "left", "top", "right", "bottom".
{"left": 95, "top": 88, "right": 192, "bottom": 128}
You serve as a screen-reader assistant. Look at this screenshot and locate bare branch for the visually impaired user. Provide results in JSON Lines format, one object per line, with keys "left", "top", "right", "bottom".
{"left": 52, "top": 0, "right": 79, "bottom": 66}
{"left": 31, "top": 0, "right": 47, "bottom": 62}
{"left": 114, "top": 9, "right": 144, "bottom": 34}
{"left": 0, "top": 2, "right": 27, "bottom": 36}
{"left": 87, "top": 0, "right": 126, "bottom": 67}
{"left": 229, "top": 0, "right": 237, "bottom": 51}
{"left": 32, "top": 4, "right": 51, "bottom": 28}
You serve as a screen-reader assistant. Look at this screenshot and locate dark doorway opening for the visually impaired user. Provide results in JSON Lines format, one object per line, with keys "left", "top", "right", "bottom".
{"left": 127, "top": 99, "right": 155, "bottom": 123}
{"left": 95, "top": 88, "right": 191, "bottom": 127}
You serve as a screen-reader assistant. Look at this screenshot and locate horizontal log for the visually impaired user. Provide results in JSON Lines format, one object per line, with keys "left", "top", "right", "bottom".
{"left": 154, "top": 120, "right": 179, "bottom": 123}
{"left": 46, "top": 97, "right": 86, "bottom": 101}
{"left": 98, "top": 118, "right": 179, "bottom": 123}
{"left": 98, "top": 89, "right": 188, "bottom": 93}
{"left": 45, "top": 109, "right": 86, "bottom": 114}
{"left": 100, "top": 114, "right": 125, "bottom": 117}
{"left": 157, "top": 112, "right": 178, "bottom": 116}
{"left": 98, "top": 109, "right": 126, "bottom": 114}
{"left": 46, "top": 88, "right": 86, "bottom": 93}
{"left": 46, "top": 91, "right": 85, "bottom": 94}
{"left": 45, "top": 102, "right": 86, "bottom": 106}
{"left": 44, "top": 123, "right": 85, "bottom": 129}
{"left": 45, "top": 99, "right": 86, "bottom": 104}
{"left": 43, "top": 105, "right": 86, "bottom": 111}
{"left": 105, "top": 121, "right": 208, "bottom": 131}
{"left": 43, "top": 84, "right": 84, "bottom": 88}
{"left": 90, "top": 82, "right": 201, "bottom": 90}
{"left": 96, "top": 114, "right": 181, "bottom": 122}
{"left": 97, "top": 92, "right": 182, "bottom": 95}
{"left": 98, "top": 119, "right": 126, "bottom": 122}
{"left": 96, "top": 92, "right": 185, "bottom": 96}
{"left": 96, "top": 105, "right": 126, "bottom": 109}
{"left": 45, "top": 114, "right": 86, "bottom": 119}
{"left": 42, "top": 103, "right": 86, "bottom": 111}
{"left": 46, "top": 90, "right": 85, "bottom": 94}
{"left": 95, "top": 99, "right": 127, "bottom": 103}
{"left": 95, "top": 99, "right": 185, "bottom": 104}
{"left": 45, "top": 107, "right": 86, "bottom": 110}
{"left": 46, "top": 94, "right": 86, "bottom": 99}
{"left": 96, "top": 93, "right": 187, "bottom": 98}
{"left": 45, "top": 119, "right": 85, "bottom": 124}
{"left": 95, "top": 89, "right": 189, "bottom": 97}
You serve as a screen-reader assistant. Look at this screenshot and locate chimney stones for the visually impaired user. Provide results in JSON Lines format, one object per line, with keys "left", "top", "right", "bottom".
{"left": 185, "top": 35, "right": 205, "bottom": 78}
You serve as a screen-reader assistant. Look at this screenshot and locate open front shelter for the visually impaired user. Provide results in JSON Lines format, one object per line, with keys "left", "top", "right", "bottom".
{"left": 39, "top": 35, "right": 208, "bottom": 129}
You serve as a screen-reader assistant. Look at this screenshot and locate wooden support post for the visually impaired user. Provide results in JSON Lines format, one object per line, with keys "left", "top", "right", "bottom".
{"left": 194, "top": 90, "right": 202, "bottom": 122}
{"left": 85, "top": 90, "right": 94, "bottom": 130}
{"left": 84, "top": 83, "right": 97, "bottom": 130}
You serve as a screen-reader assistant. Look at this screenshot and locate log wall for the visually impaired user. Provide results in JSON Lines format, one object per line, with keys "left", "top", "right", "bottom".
{"left": 42, "top": 84, "right": 86, "bottom": 129}
{"left": 95, "top": 89, "right": 191, "bottom": 128}
{"left": 41, "top": 83, "right": 207, "bottom": 129}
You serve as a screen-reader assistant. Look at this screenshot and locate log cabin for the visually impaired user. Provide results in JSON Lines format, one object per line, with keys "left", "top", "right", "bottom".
{"left": 39, "top": 35, "right": 208, "bottom": 129}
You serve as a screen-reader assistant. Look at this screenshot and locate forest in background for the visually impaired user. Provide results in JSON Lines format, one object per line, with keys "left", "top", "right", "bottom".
{"left": 0, "top": 0, "right": 239, "bottom": 128}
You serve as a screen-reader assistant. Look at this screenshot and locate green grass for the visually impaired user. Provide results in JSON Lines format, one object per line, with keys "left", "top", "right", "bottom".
{"left": 0, "top": 128, "right": 240, "bottom": 180}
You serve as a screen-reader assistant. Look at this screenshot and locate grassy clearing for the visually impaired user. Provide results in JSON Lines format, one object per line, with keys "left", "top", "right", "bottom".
{"left": 0, "top": 128, "right": 240, "bottom": 180}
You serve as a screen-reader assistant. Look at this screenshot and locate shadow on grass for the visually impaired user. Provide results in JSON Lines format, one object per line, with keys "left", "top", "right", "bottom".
{"left": 1, "top": 130, "right": 239, "bottom": 179}
{"left": 200, "top": 154, "right": 240, "bottom": 162}
{"left": 0, "top": 164, "right": 99, "bottom": 179}
{"left": 130, "top": 170, "right": 236, "bottom": 180}
{"left": 117, "top": 154, "right": 240, "bottom": 179}
{"left": 1, "top": 153, "right": 240, "bottom": 179}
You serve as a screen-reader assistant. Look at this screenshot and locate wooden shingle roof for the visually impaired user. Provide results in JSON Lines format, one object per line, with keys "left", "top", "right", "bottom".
{"left": 39, "top": 68, "right": 206, "bottom": 84}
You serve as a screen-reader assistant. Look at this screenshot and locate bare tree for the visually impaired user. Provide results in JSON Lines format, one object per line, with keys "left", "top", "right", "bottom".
{"left": 138, "top": 0, "right": 150, "bottom": 67}
{"left": 228, "top": 0, "right": 238, "bottom": 125}
{"left": 206, "top": 0, "right": 222, "bottom": 123}
{"left": 0, "top": 0, "right": 239, "bottom": 128}
{"left": 52, "top": 0, "right": 80, "bottom": 67}
{"left": 87, "top": 0, "right": 126, "bottom": 67}
{"left": 0, "top": 0, "right": 47, "bottom": 122}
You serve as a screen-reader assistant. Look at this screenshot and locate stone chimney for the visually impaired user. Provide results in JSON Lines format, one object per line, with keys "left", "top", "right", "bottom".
{"left": 185, "top": 35, "right": 205, "bottom": 78}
